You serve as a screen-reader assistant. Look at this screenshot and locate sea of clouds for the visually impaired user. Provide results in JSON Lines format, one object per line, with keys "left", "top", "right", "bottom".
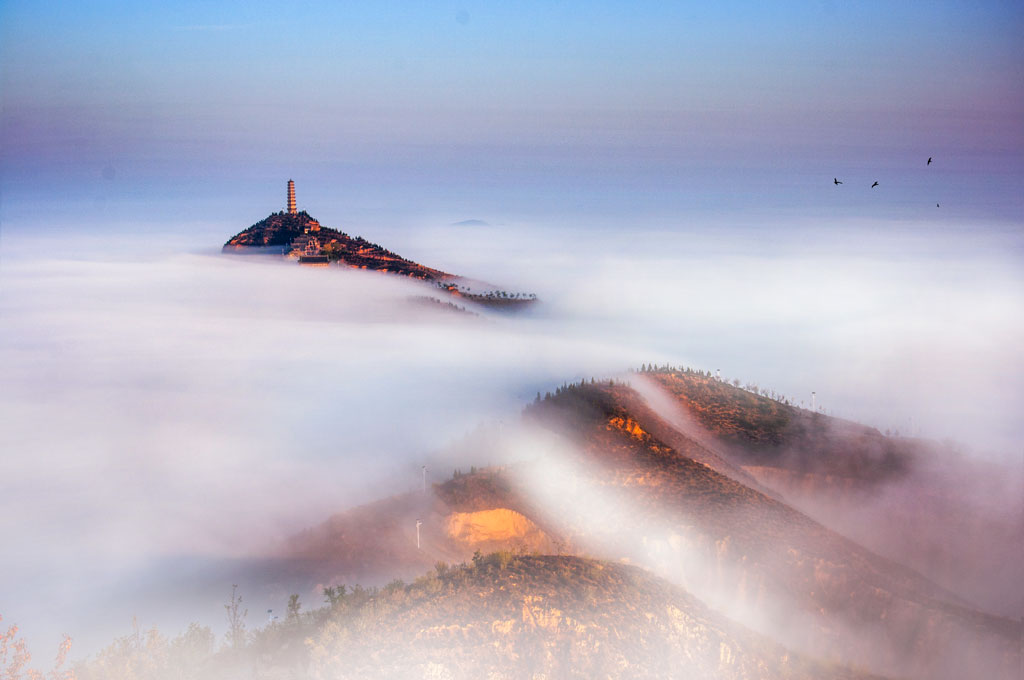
{"left": 1, "top": 215, "right": 1021, "bottom": 655}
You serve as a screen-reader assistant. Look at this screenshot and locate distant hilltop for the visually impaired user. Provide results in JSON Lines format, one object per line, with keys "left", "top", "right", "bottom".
{"left": 222, "top": 181, "right": 537, "bottom": 309}
{"left": 223, "top": 179, "right": 448, "bottom": 280}
{"left": 223, "top": 208, "right": 449, "bottom": 281}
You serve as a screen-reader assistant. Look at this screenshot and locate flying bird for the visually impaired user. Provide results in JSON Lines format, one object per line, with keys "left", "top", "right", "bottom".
{"left": 834, "top": 177, "right": 843, "bottom": 185}
{"left": 871, "top": 181, "right": 879, "bottom": 188}
{"left": 927, "top": 157, "right": 932, "bottom": 165}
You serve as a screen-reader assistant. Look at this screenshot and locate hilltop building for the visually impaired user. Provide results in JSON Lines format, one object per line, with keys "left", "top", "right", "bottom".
{"left": 295, "top": 229, "right": 329, "bottom": 266}
{"left": 287, "top": 180, "right": 319, "bottom": 231}
{"left": 296, "top": 232, "right": 329, "bottom": 266}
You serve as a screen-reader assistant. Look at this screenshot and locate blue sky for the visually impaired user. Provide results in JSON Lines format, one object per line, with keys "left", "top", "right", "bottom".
{"left": 1, "top": 1, "right": 1022, "bottom": 228}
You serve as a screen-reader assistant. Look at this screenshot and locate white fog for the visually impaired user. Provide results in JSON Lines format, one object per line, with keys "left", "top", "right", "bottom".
{"left": 1, "top": 216, "right": 1021, "bottom": 656}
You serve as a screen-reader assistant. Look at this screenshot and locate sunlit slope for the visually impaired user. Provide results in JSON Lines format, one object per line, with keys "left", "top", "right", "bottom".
{"left": 523, "top": 381, "right": 1021, "bottom": 680}
{"left": 641, "top": 368, "right": 1024, "bottom": 620}
{"left": 77, "top": 555, "right": 883, "bottom": 680}
{"left": 222, "top": 212, "right": 540, "bottom": 311}
{"left": 278, "top": 472, "right": 560, "bottom": 586}
{"left": 223, "top": 210, "right": 450, "bottom": 280}
{"left": 300, "top": 555, "right": 881, "bottom": 680}
{"left": 268, "top": 378, "right": 1020, "bottom": 679}
{"left": 640, "top": 368, "right": 911, "bottom": 479}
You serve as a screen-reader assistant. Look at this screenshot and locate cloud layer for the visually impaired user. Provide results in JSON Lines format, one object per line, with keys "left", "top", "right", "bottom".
{"left": 1, "top": 216, "right": 1020, "bottom": 654}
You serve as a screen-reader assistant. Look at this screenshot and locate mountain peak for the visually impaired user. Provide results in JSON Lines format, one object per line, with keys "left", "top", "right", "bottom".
{"left": 223, "top": 209, "right": 451, "bottom": 280}
{"left": 221, "top": 185, "right": 538, "bottom": 307}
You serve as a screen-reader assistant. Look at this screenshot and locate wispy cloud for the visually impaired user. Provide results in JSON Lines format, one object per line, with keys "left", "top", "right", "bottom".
{"left": 1, "top": 217, "right": 1020, "bottom": 654}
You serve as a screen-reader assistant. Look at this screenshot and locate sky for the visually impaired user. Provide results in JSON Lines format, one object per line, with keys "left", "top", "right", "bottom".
{"left": 1, "top": 0, "right": 1022, "bottom": 663}
{"left": 2, "top": 1, "right": 1023, "bottom": 225}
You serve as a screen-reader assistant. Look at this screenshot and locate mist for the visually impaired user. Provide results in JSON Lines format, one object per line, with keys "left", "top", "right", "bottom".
{"left": 1, "top": 213, "right": 1021, "bottom": 658}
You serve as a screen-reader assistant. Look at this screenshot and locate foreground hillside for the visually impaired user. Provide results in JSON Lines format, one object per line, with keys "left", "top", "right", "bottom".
{"left": 86, "top": 369, "right": 1019, "bottom": 679}
{"left": 637, "top": 367, "right": 1024, "bottom": 620}
{"left": 276, "top": 470, "right": 558, "bottom": 587}
{"left": 250, "top": 377, "right": 1020, "bottom": 679}
{"left": 520, "top": 380, "right": 1021, "bottom": 679}
{"left": 77, "top": 555, "right": 880, "bottom": 680}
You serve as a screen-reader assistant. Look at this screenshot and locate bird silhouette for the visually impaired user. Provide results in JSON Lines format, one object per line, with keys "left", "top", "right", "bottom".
{"left": 834, "top": 177, "right": 843, "bottom": 185}
{"left": 871, "top": 181, "right": 879, "bottom": 188}
{"left": 927, "top": 157, "right": 932, "bottom": 165}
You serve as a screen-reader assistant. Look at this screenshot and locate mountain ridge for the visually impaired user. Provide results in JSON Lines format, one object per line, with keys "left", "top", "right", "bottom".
{"left": 82, "top": 369, "right": 1020, "bottom": 679}
{"left": 223, "top": 211, "right": 450, "bottom": 281}
{"left": 222, "top": 209, "right": 539, "bottom": 309}
{"left": 76, "top": 554, "right": 884, "bottom": 680}
{"left": 262, "top": 377, "right": 1020, "bottom": 679}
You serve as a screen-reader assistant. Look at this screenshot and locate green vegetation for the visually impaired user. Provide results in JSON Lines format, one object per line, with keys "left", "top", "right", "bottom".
{"left": 70, "top": 555, "right": 876, "bottom": 679}
{"left": 439, "top": 466, "right": 518, "bottom": 512}
{"left": 437, "top": 281, "right": 538, "bottom": 309}
{"left": 408, "top": 296, "right": 478, "bottom": 316}
{"left": 223, "top": 211, "right": 449, "bottom": 281}
{"left": 223, "top": 211, "right": 321, "bottom": 248}
{"left": 0, "top": 613, "right": 74, "bottom": 680}
{"left": 76, "top": 620, "right": 214, "bottom": 680}
{"left": 630, "top": 367, "right": 913, "bottom": 479}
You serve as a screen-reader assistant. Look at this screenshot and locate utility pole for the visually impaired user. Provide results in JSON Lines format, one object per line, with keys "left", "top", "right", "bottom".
{"left": 416, "top": 519, "right": 422, "bottom": 549}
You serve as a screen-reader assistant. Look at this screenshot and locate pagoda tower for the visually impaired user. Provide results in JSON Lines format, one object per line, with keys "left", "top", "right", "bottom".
{"left": 287, "top": 179, "right": 296, "bottom": 214}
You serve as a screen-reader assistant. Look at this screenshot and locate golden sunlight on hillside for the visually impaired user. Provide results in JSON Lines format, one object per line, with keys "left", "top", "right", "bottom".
{"left": 445, "top": 508, "right": 548, "bottom": 547}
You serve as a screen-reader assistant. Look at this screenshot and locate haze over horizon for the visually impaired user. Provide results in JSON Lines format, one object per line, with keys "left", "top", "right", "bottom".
{"left": 2, "top": 1, "right": 1022, "bottom": 228}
